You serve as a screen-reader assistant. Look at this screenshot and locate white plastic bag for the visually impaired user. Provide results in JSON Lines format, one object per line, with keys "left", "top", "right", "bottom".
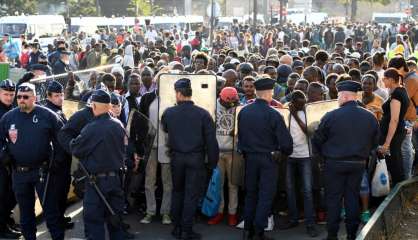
{"left": 371, "top": 158, "right": 391, "bottom": 197}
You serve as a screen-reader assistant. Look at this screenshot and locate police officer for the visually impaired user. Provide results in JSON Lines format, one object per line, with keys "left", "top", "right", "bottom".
{"left": 43, "top": 80, "right": 74, "bottom": 229}
{"left": 237, "top": 77, "right": 293, "bottom": 240}
{"left": 0, "top": 80, "right": 21, "bottom": 239}
{"left": 312, "top": 81, "right": 379, "bottom": 240}
{"left": 161, "top": 78, "right": 219, "bottom": 240}
{"left": 70, "top": 89, "right": 126, "bottom": 240}
{"left": 0, "top": 82, "right": 64, "bottom": 240}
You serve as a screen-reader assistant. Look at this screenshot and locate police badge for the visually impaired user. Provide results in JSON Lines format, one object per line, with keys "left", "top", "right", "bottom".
{"left": 8, "top": 124, "right": 18, "bottom": 144}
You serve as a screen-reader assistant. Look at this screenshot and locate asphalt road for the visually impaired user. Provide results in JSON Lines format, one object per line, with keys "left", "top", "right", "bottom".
{"left": 32, "top": 201, "right": 353, "bottom": 240}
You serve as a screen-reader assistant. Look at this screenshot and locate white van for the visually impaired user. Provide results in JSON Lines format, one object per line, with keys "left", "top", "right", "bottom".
{"left": 70, "top": 17, "right": 105, "bottom": 35}
{"left": 0, "top": 15, "right": 66, "bottom": 47}
{"left": 372, "top": 13, "right": 411, "bottom": 27}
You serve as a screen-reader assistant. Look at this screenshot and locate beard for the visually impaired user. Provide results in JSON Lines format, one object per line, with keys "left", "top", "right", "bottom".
{"left": 18, "top": 103, "right": 30, "bottom": 112}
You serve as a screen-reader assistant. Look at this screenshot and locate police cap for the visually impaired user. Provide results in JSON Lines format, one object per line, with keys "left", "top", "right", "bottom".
{"left": 0, "top": 79, "right": 15, "bottom": 92}
{"left": 47, "top": 80, "right": 63, "bottom": 93}
{"left": 254, "top": 77, "right": 275, "bottom": 91}
{"left": 91, "top": 89, "right": 111, "bottom": 104}
{"left": 18, "top": 83, "right": 36, "bottom": 94}
{"left": 336, "top": 80, "right": 362, "bottom": 93}
{"left": 110, "top": 92, "right": 121, "bottom": 105}
{"left": 174, "top": 78, "right": 191, "bottom": 90}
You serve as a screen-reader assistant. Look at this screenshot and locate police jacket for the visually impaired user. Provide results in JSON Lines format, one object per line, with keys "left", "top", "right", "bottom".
{"left": 44, "top": 100, "right": 67, "bottom": 123}
{"left": 58, "top": 106, "right": 94, "bottom": 154}
{"left": 53, "top": 59, "right": 69, "bottom": 75}
{"left": 237, "top": 98, "right": 293, "bottom": 155}
{"left": 161, "top": 101, "right": 219, "bottom": 168}
{"left": 0, "top": 101, "right": 13, "bottom": 119}
{"left": 0, "top": 105, "right": 63, "bottom": 167}
{"left": 44, "top": 100, "right": 71, "bottom": 167}
{"left": 70, "top": 113, "right": 125, "bottom": 174}
{"left": 312, "top": 101, "right": 379, "bottom": 162}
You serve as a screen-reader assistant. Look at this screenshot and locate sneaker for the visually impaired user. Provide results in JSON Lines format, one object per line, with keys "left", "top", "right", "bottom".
{"left": 236, "top": 220, "right": 245, "bottom": 229}
{"left": 162, "top": 214, "right": 172, "bottom": 225}
{"left": 306, "top": 225, "right": 319, "bottom": 238}
{"left": 140, "top": 214, "right": 154, "bottom": 224}
{"left": 228, "top": 214, "right": 238, "bottom": 226}
{"left": 208, "top": 213, "right": 224, "bottom": 225}
{"left": 360, "top": 210, "right": 371, "bottom": 224}
{"left": 265, "top": 215, "right": 274, "bottom": 231}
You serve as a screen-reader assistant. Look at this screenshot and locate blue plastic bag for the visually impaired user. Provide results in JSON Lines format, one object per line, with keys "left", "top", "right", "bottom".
{"left": 201, "top": 167, "right": 221, "bottom": 217}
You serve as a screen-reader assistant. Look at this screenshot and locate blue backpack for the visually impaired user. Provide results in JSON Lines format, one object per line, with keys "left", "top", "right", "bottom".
{"left": 201, "top": 167, "right": 222, "bottom": 217}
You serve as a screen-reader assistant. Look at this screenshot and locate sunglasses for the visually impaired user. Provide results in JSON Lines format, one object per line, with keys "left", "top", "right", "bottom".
{"left": 17, "top": 95, "right": 30, "bottom": 100}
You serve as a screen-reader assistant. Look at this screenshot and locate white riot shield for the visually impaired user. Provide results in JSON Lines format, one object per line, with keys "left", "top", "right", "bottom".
{"left": 305, "top": 100, "right": 339, "bottom": 135}
{"left": 157, "top": 74, "right": 217, "bottom": 162}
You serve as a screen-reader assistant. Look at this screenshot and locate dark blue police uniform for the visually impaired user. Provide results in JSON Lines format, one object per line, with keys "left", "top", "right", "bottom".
{"left": 0, "top": 80, "right": 22, "bottom": 239}
{"left": 43, "top": 81, "right": 74, "bottom": 228}
{"left": 70, "top": 90, "right": 126, "bottom": 240}
{"left": 0, "top": 83, "right": 64, "bottom": 240}
{"left": 161, "top": 78, "right": 219, "bottom": 240}
{"left": 52, "top": 51, "right": 70, "bottom": 75}
{"left": 312, "top": 81, "right": 379, "bottom": 240}
{"left": 237, "top": 78, "right": 293, "bottom": 239}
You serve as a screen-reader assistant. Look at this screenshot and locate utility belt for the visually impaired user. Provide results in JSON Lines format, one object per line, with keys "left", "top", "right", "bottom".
{"left": 94, "top": 171, "right": 118, "bottom": 178}
{"left": 14, "top": 161, "right": 48, "bottom": 173}
{"left": 325, "top": 158, "right": 366, "bottom": 165}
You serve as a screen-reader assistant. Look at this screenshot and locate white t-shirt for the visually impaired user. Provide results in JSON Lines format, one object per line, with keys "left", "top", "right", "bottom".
{"left": 149, "top": 98, "right": 159, "bottom": 148}
{"left": 289, "top": 111, "right": 310, "bottom": 158}
{"left": 145, "top": 30, "right": 158, "bottom": 42}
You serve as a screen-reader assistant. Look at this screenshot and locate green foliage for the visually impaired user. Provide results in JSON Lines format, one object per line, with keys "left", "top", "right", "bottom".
{"left": 128, "top": 0, "right": 164, "bottom": 16}
{"left": 0, "top": 0, "right": 38, "bottom": 15}
{"left": 68, "top": 0, "right": 98, "bottom": 16}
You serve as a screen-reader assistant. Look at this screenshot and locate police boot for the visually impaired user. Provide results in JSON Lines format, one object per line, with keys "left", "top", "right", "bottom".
{"left": 253, "top": 232, "right": 274, "bottom": 240}
{"left": 346, "top": 234, "right": 356, "bottom": 240}
{"left": 244, "top": 229, "right": 255, "bottom": 240}
{"left": 123, "top": 230, "right": 135, "bottom": 239}
{"left": 6, "top": 217, "right": 21, "bottom": 233}
{"left": 0, "top": 225, "right": 22, "bottom": 239}
{"left": 182, "top": 230, "right": 202, "bottom": 240}
{"left": 171, "top": 226, "right": 182, "bottom": 239}
{"left": 323, "top": 235, "right": 338, "bottom": 240}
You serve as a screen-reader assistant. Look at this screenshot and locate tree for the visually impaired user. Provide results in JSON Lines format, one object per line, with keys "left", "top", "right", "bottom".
{"left": 338, "top": 0, "right": 392, "bottom": 22}
{"left": 68, "top": 0, "right": 98, "bottom": 16}
{"left": 128, "top": 0, "right": 164, "bottom": 16}
{"left": 0, "top": 0, "right": 38, "bottom": 15}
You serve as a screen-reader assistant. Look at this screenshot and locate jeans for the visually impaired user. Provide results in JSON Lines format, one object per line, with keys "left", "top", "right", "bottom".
{"left": 402, "top": 121, "right": 415, "bottom": 179}
{"left": 286, "top": 157, "right": 315, "bottom": 225}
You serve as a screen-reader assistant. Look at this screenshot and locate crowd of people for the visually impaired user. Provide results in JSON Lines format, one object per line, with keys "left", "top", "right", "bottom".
{"left": 0, "top": 18, "right": 417, "bottom": 240}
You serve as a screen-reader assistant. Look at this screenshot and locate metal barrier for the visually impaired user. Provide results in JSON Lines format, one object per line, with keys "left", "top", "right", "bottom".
{"left": 356, "top": 177, "right": 418, "bottom": 240}
{"left": 28, "top": 64, "right": 117, "bottom": 117}
{"left": 29, "top": 64, "right": 118, "bottom": 101}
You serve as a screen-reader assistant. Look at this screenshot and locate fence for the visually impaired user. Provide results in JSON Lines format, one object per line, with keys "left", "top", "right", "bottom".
{"left": 356, "top": 177, "right": 418, "bottom": 240}
{"left": 28, "top": 64, "right": 118, "bottom": 117}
